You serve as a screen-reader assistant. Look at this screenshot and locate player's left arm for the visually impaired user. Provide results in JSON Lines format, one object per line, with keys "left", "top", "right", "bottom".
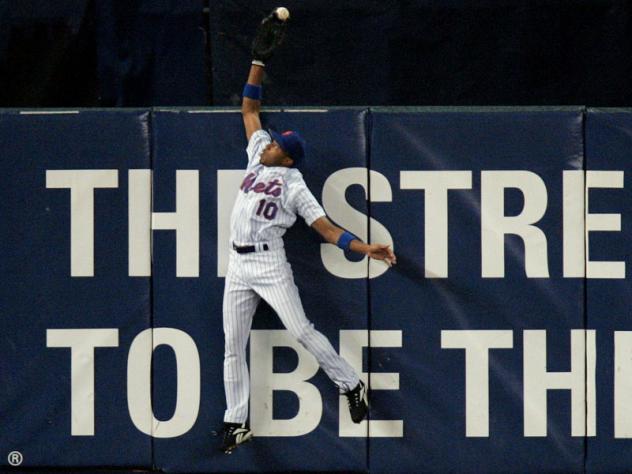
{"left": 242, "top": 65, "right": 264, "bottom": 141}
{"left": 242, "top": 8, "right": 288, "bottom": 141}
{"left": 311, "top": 216, "right": 397, "bottom": 265}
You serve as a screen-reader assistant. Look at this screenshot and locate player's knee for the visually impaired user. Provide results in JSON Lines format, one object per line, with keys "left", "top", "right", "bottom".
{"left": 293, "top": 322, "right": 316, "bottom": 345}
{"left": 224, "top": 336, "right": 244, "bottom": 358}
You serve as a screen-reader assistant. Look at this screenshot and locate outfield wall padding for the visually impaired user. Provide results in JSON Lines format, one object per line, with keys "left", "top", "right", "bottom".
{"left": 1, "top": 107, "right": 631, "bottom": 473}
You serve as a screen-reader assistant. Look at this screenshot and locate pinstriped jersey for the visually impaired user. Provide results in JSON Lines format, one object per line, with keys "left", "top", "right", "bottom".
{"left": 229, "top": 129, "right": 326, "bottom": 244}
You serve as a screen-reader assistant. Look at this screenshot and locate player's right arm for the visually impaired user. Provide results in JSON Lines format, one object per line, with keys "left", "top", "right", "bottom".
{"left": 311, "top": 216, "right": 397, "bottom": 266}
{"left": 242, "top": 64, "right": 264, "bottom": 141}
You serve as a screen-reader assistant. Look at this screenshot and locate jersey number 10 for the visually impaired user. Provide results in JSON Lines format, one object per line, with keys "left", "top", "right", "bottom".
{"left": 255, "top": 199, "right": 279, "bottom": 220}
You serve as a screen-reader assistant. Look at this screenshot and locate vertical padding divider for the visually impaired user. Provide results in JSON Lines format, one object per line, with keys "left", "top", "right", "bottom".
{"left": 365, "top": 106, "right": 373, "bottom": 472}
{"left": 148, "top": 107, "right": 156, "bottom": 470}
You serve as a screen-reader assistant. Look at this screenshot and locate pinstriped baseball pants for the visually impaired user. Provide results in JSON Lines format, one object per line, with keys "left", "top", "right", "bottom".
{"left": 222, "top": 247, "right": 360, "bottom": 424}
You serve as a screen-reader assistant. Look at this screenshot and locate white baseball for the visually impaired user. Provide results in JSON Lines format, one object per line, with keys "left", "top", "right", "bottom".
{"left": 275, "top": 7, "right": 290, "bottom": 21}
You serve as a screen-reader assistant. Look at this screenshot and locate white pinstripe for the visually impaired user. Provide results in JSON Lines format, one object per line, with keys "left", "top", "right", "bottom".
{"left": 222, "top": 130, "right": 360, "bottom": 424}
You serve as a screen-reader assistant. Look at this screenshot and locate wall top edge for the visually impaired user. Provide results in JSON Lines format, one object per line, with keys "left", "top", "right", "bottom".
{"left": 587, "top": 107, "right": 632, "bottom": 113}
{"left": 4, "top": 106, "right": 632, "bottom": 114}
{"left": 1, "top": 108, "right": 151, "bottom": 113}
{"left": 369, "top": 106, "right": 587, "bottom": 113}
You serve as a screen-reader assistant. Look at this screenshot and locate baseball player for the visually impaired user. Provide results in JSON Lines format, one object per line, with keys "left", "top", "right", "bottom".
{"left": 220, "top": 8, "right": 397, "bottom": 454}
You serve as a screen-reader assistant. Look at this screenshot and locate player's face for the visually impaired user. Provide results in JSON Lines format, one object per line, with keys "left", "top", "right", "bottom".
{"left": 260, "top": 141, "right": 293, "bottom": 167}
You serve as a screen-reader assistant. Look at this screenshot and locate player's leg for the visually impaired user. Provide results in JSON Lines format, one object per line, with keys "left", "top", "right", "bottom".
{"left": 252, "top": 250, "right": 368, "bottom": 422}
{"left": 255, "top": 261, "right": 360, "bottom": 393}
{"left": 222, "top": 271, "right": 260, "bottom": 424}
{"left": 257, "top": 271, "right": 368, "bottom": 421}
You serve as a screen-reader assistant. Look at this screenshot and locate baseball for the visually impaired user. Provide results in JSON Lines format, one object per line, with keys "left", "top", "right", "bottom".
{"left": 275, "top": 7, "right": 290, "bottom": 21}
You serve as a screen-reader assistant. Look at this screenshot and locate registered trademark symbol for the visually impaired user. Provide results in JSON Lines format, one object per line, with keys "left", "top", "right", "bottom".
{"left": 8, "top": 451, "right": 23, "bottom": 466}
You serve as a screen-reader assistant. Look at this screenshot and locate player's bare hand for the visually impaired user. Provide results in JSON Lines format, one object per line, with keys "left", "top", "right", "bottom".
{"left": 366, "top": 244, "right": 397, "bottom": 267}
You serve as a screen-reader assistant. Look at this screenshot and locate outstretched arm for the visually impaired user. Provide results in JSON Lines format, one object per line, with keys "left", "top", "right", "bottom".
{"left": 242, "top": 64, "right": 264, "bottom": 141}
{"left": 242, "top": 8, "right": 288, "bottom": 141}
{"left": 311, "top": 216, "right": 397, "bottom": 266}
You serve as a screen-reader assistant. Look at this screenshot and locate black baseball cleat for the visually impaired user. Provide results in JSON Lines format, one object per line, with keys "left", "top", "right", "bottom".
{"left": 220, "top": 422, "right": 253, "bottom": 454}
{"left": 344, "top": 380, "right": 368, "bottom": 423}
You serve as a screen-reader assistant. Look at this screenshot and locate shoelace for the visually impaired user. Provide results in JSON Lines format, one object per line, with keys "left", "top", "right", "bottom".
{"left": 347, "top": 389, "right": 361, "bottom": 408}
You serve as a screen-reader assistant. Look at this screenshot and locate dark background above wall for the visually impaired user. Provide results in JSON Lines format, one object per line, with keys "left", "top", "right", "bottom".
{"left": 0, "top": 0, "right": 630, "bottom": 107}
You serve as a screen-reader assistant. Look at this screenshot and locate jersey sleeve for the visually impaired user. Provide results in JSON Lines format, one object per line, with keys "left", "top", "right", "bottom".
{"left": 246, "top": 129, "right": 271, "bottom": 167}
{"left": 289, "top": 177, "right": 326, "bottom": 226}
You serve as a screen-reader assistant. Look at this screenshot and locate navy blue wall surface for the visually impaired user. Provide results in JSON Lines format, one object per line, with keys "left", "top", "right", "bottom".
{"left": 2, "top": 107, "right": 632, "bottom": 473}
{"left": 0, "top": 110, "right": 152, "bottom": 466}
{"left": 369, "top": 109, "right": 585, "bottom": 472}
{"left": 585, "top": 110, "right": 632, "bottom": 473}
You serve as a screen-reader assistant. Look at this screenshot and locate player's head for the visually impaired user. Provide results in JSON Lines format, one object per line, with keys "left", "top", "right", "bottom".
{"left": 260, "top": 130, "right": 305, "bottom": 168}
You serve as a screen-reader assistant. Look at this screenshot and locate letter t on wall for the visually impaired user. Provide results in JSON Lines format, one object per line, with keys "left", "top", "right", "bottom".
{"left": 441, "top": 330, "right": 513, "bottom": 437}
{"left": 46, "top": 329, "right": 119, "bottom": 436}
{"left": 46, "top": 170, "right": 119, "bottom": 277}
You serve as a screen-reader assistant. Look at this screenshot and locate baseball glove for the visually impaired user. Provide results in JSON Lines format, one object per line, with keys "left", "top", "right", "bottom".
{"left": 251, "top": 9, "right": 288, "bottom": 63}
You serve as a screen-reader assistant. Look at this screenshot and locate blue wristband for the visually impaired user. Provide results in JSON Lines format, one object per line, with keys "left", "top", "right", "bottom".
{"left": 337, "top": 231, "right": 357, "bottom": 251}
{"left": 243, "top": 83, "right": 262, "bottom": 100}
